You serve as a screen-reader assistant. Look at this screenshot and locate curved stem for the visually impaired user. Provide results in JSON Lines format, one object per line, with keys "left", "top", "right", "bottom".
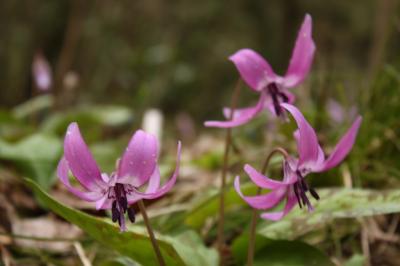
{"left": 138, "top": 200, "right": 166, "bottom": 266}
{"left": 247, "top": 147, "right": 289, "bottom": 266}
{"left": 217, "top": 79, "right": 241, "bottom": 264}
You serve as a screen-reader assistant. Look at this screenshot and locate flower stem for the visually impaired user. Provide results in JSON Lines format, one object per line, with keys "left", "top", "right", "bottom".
{"left": 247, "top": 147, "right": 289, "bottom": 266}
{"left": 137, "top": 200, "right": 166, "bottom": 266}
{"left": 217, "top": 80, "right": 241, "bottom": 263}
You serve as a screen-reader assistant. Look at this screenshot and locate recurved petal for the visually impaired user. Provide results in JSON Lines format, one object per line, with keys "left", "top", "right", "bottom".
{"left": 293, "top": 129, "right": 325, "bottom": 172}
{"left": 117, "top": 130, "right": 158, "bottom": 187}
{"left": 281, "top": 103, "right": 320, "bottom": 167}
{"left": 57, "top": 157, "right": 104, "bottom": 202}
{"left": 64, "top": 123, "right": 105, "bottom": 191}
{"left": 244, "top": 164, "right": 295, "bottom": 190}
{"left": 283, "top": 14, "right": 316, "bottom": 88}
{"left": 129, "top": 141, "right": 181, "bottom": 200}
{"left": 204, "top": 91, "right": 267, "bottom": 128}
{"left": 234, "top": 176, "right": 286, "bottom": 210}
{"left": 317, "top": 116, "right": 362, "bottom": 172}
{"left": 260, "top": 188, "right": 297, "bottom": 221}
{"left": 229, "top": 48, "right": 278, "bottom": 91}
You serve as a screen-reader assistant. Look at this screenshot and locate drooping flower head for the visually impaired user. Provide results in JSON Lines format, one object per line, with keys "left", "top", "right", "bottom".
{"left": 205, "top": 14, "right": 315, "bottom": 128}
{"left": 32, "top": 52, "right": 52, "bottom": 91}
{"left": 57, "top": 122, "right": 181, "bottom": 231}
{"left": 235, "top": 103, "right": 362, "bottom": 220}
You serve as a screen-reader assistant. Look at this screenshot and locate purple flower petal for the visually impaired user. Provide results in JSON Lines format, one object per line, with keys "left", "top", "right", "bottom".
{"left": 95, "top": 195, "right": 111, "bottom": 210}
{"left": 64, "top": 123, "right": 106, "bottom": 192}
{"left": 123, "top": 167, "right": 161, "bottom": 206}
{"left": 244, "top": 164, "right": 296, "bottom": 190}
{"left": 234, "top": 176, "right": 286, "bottom": 209}
{"left": 283, "top": 14, "right": 315, "bottom": 88}
{"left": 293, "top": 129, "right": 325, "bottom": 172}
{"left": 281, "top": 103, "right": 320, "bottom": 168}
{"left": 117, "top": 130, "right": 158, "bottom": 187}
{"left": 204, "top": 91, "right": 267, "bottom": 128}
{"left": 260, "top": 188, "right": 297, "bottom": 221}
{"left": 130, "top": 141, "right": 181, "bottom": 200}
{"left": 229, "top": 48, "right": 278, "bottom": 91}
{"left": 57, "top": 157, "right": 104, "bottom": 202}
{"left": 318, "top": 116, "right": 362, "bottom": 172}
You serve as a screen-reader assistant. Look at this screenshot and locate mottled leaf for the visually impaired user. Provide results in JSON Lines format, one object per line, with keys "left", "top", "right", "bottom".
{"left": 257, "top": 188, "right": 400, "bottom": 239}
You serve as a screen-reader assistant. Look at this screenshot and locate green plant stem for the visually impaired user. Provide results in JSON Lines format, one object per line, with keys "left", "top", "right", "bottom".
{"left": 138, "top": 200, "right": 166, "bottom": 266}
{"left": 247, "top": 147, "right": 289, "bottom": 266}
{"left": 217, "top": 80, "right": 241, "bottom": 264}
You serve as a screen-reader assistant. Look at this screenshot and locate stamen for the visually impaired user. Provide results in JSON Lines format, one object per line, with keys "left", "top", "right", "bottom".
{"left": 111, "top": 201, "right": 119, "bottom": 222}
{"left": 309, "top": 188, "right": 320, "bottom": 200}
{"left": 293, "top": 171, "right": 320, "bottom": 212}
{"left": 278, "top": 92, "right": 289, "bottom": 103}
{"left": 119, "top": 197, "right": 128, "bottom": 212}
{"left": 267, "top": 83, "right": 284, "bottom": 116}
{"left": 110, "top": 183, "right": 136, "bottom": 228}
{"left": 128, "top": 207, "right": 136, "bottom": 223}
{"left": 293, "top": 183, "right": 302, "bottom": 209}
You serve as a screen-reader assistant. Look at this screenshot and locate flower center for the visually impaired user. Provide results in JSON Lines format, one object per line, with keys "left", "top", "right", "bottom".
{"left": 293, "top": 170, "right": 320, "bottom": 211}
{"left": 110, "top": 183, "right": 136, "bottom": 228}
{"left": 267, "top": 83, "right": 289, "bottom": 117}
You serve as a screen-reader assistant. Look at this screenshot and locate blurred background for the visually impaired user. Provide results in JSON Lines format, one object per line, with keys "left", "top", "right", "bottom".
{"left": 1, "top": 0, "right": 399, "bottom": 120}
{"left": 1, "top": 0, "right": 400, "bottom": 265}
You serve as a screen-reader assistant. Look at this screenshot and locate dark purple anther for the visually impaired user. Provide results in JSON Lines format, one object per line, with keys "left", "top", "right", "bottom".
{"left": 267, "top": 83, "right": 290, "bottom": 117}
{"left": 127, "top": 207, "right": 136, "bottom": 223}
{"left": 110, "top": 183, "right": 133, "bottom": 227}
{"left": 293, "top": 170, "right": 320, "bottom": 211}
{"left": 111, "top": 201, "right": 119, "bottom": 222}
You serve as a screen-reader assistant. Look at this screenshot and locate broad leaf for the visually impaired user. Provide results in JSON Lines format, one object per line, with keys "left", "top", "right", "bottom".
{"left": 232, "top": 235, "right": 335, "bottom": 266}
{"left": 41, "top": 105, "right": 133, "bottom": 136}
{"left": 26, "top": 179, "right": 218, "bottom": 266}
{"left": 169, "top": 231, "right": 218, "bottom": 266}
{"left": 0, "top": 134, "right": 62, "bottom": 188}
{"left": 257, "top": 188, "right": 400, "bottom": 239}
{"left": 12, "top": 95, "right": 52, "bottom": 119}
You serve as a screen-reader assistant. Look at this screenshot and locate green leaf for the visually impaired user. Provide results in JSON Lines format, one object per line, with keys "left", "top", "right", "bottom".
{"left": 344, "top": 254, "right": 365, "bottom": 266}
{"left": 257, "top": 188, "right": 400, "bottom": 239}
{"left": 0, "top": 134, "right": 62, "bottom": 188}
{"left": 169, "top": 231, "right": 218, "bottom": 266}
{"left": 232, "top": 235, "right": 335, "bottom": 266}
{"left": 12, "top": 95, "right": 53, "bottom": 119}
{"left": 25, "top": 179, "right": 218, "bottom": 266}
{"left": 184, "top": 182, "right": 258, "bottom": 230}
{"left": 41, "top": 105, "right": 133, "bottom": 135}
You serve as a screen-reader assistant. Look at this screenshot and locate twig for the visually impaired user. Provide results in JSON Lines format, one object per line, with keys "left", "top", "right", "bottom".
{"left": 360, "top": 220, "right": 371, "bottom": 266}
{"left": 53, "top": 0, "right": 85, "bottom": 109}
{"left": 73, "top": 242, "right": 92, "bottom": 266}
{"left": 1, "top": 245, "right": 12, "bottom": 266}
{"left": 216, "top": 79, "right": 241, "bottom": 264}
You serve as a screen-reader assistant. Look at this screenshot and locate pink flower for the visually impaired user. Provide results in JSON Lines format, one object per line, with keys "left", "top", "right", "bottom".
{"left": 57, "top": 122, "right": 181, "bottom": 231}
{"left": 32, "top": 53, "right": 52, "bottom": 91}
{"left": 234, "top": 103, "right": 362, "bottom": 220}
{"left": 205, "top": 14, "right": 315, "bottom": 128}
